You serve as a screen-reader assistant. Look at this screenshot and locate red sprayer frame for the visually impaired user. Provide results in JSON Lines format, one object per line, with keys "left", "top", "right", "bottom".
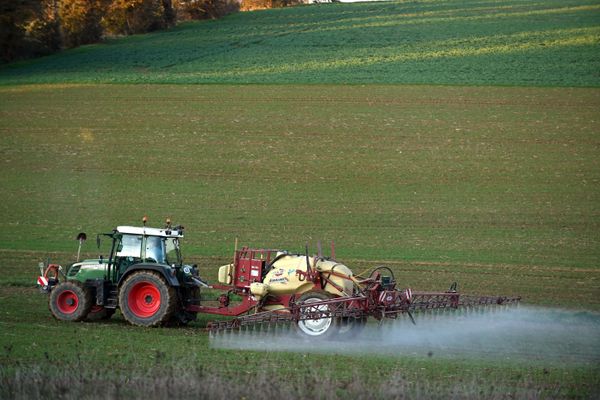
{"left": 180, "top": 246, "right": 520, "bottom": 332}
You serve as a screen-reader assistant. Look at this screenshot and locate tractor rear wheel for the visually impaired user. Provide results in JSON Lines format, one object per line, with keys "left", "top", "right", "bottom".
{"left": 48, "top": 281, "right": 93, "bottom": 322}
{"left": 119, "top": 271, "right": 177, "bottom": 327}
{"left": 296, "top": 291, "right": 338, "bottom": 339}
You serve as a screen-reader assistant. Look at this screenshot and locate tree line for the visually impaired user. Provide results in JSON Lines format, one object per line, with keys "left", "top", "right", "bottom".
{"left": 0, "top": 0, "right": 266, "bottom": 63}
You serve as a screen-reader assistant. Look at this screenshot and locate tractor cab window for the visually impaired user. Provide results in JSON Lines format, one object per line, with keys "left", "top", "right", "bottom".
{"left": 117, "top": 234, "right": 143, "bottom": 258}
{"left": 165, "top": 238, "right": 182, "bottom": 266}
{"left": 145, "top": 236, "right": 166, "bottom": 264}
{"left": 114, "top": 234, "right": 143, "bottom": 275}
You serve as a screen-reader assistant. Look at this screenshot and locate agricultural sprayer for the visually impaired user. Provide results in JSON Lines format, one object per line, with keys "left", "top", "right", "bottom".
{"left": 37, "top": 219, "right": 520, "bottom": 337}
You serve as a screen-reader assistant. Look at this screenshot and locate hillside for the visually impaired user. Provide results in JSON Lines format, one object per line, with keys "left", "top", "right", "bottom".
{"left": 0, "top": 0, "right": 599, "bottom": 86}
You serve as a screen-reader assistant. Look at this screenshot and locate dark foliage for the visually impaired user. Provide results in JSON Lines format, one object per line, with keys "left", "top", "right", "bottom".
{"left": 0, "top": 0, "right": 246, "bottom": 63}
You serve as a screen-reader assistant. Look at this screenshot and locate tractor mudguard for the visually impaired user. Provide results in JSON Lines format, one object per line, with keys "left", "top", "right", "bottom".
{"left": 117, "top": 264, "right": 180, "bottom": 288}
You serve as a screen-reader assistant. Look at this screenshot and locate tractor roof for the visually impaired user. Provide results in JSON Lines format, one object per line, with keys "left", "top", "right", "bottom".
{"left": 115, "top": 226, "right": 184, "bottom": 238}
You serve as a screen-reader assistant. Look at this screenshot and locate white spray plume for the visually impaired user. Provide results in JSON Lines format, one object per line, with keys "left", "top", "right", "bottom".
{"left": 211, "top": 306, "right": 600, "bottom": 365}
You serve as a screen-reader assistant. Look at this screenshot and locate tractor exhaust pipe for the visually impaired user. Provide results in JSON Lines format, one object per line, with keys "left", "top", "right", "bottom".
{"left": 76, "top": 232, "right": 87, "bottom": 262}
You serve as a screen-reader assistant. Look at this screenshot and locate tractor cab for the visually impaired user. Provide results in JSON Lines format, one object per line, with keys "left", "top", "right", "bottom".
{"left": 107, "top": 225, "right": 184, "bottom": 282}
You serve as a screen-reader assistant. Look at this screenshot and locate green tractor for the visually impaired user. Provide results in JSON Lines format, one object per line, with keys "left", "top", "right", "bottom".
{"left": 38, "top": 220, "right": 202, "bottom": 326}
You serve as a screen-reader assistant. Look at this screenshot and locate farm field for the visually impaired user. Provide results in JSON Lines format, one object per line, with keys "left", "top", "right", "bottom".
{"left": 1, "top": 84, "right": 599, "bottom": 278}
{"left": 1, "top": 83, "right": 599, "bottom": 398}
{"left": 0, "top": 0, "right": 598, "bottom": 86}
{"left": 1, "top": 0, "right": 600, "bottom": 398}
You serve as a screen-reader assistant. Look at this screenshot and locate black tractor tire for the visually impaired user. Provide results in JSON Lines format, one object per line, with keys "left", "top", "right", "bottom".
{"left": 118, "top": 271, "right": 178, "bottom": 327}
{"left": 167, "top": 286, "right": 199, "bottom": 326}
{"left": 85, "top": 305, "right": 116, "bottom": 321}
{"left": 166, "top": 310, "right": 197, "bottom": 327}
{"left": 48, "top": 281, "right": 93, "bottom": 322}
{"left": 295, "top": 291, "right": 339, "bottom": 339}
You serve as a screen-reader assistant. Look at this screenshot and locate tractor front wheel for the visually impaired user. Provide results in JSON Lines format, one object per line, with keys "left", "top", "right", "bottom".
{"left": 296, "top": 291, "right": 338, "bottom": 339}
{"left": 119, "top": 271, "right": 177, "bottom": 327}
{"left": 48, "top": 281, "right": 93, "bottom": 322}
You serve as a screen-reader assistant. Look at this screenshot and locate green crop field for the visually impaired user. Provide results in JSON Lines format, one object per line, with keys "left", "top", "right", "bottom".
{"left": 1, "top": 0, "right": 599, "bottom": 398}
{"left": 0, "top": 0, "right": 599, "bottom": 86}
{"left": 1, "top": 83, "right": 599, "bottom": 307}
{"left": 1, "top": 84, "right": 599, "bottom": 399}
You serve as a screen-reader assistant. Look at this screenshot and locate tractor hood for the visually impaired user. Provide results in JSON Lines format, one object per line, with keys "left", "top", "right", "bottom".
{"left": 67, "top": 259, "right": 108, "bottom": 281}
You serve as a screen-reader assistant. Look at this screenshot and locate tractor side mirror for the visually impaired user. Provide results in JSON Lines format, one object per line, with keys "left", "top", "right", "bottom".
{"left": 99, "top": 255, "right": 103, "bottom": 264}
{"left": 96, "top": 234, "right": 101, "bottom": 249}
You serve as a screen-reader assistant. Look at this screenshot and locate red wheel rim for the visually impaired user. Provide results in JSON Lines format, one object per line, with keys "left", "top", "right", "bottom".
{"left": 57, "top": 290, "right": 79, "bottom": 314}
{"left": 128, "top": 281, "right": 161, "bottom": 318}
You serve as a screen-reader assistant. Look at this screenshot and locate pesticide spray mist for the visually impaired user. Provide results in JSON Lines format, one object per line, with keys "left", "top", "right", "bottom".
{"left": 210, "top": 306, "right": 600, "bottom": 365}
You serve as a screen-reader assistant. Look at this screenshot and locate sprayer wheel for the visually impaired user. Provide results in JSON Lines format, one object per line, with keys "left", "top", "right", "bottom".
{"left": 338, "top": 316, "right": 367, "bottom": 339}
{"left": 119, "top": 271, "right": 178, "bottom": 327}
{"left": 296, "top": 291, "right": 339, "bottom": 339}
{"left": 48, "top": 281, "right": 93, "bottom": 322}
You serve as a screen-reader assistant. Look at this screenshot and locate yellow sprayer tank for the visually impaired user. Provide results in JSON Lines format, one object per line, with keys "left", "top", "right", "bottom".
{"left": 261, "top": 255, "right": 354, "bottom": 298}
